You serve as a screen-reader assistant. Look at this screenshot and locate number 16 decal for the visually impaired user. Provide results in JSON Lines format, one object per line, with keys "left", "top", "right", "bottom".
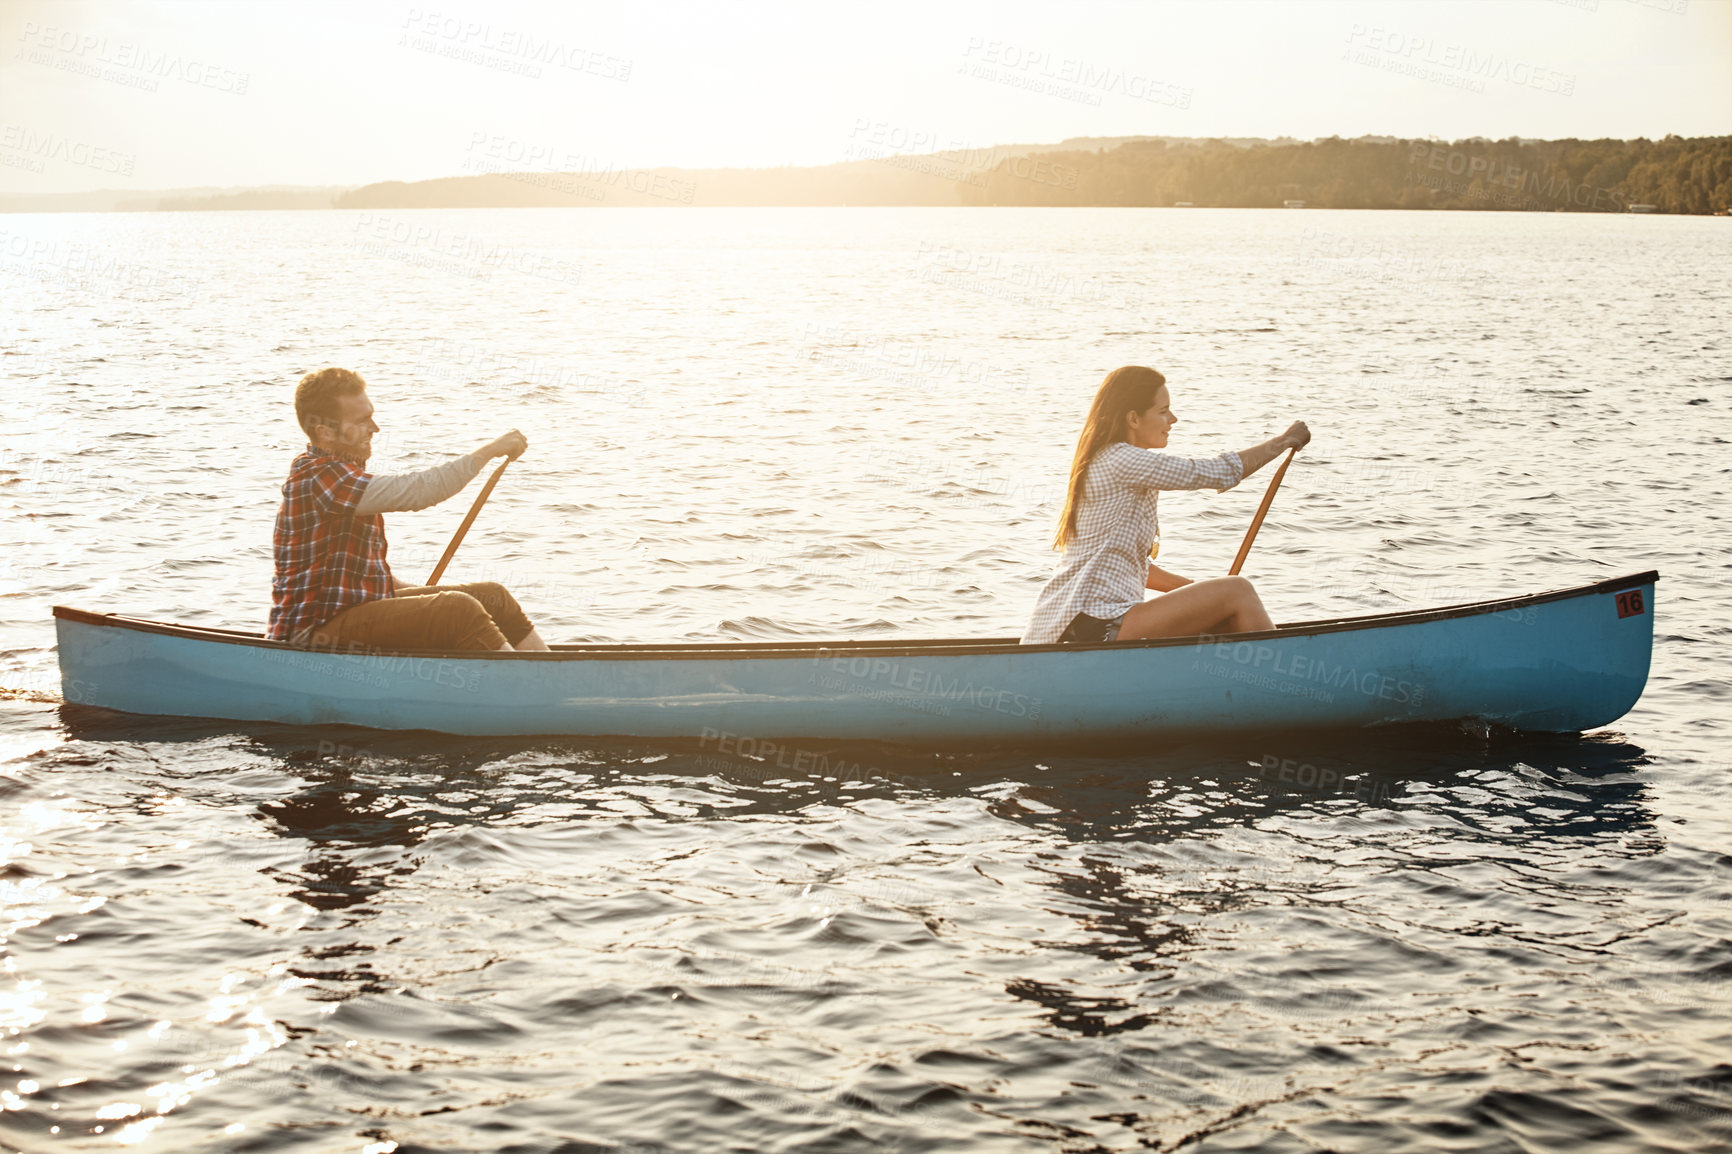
{"left": 1615, "top": 590, "right": 1645, "bottom": 618}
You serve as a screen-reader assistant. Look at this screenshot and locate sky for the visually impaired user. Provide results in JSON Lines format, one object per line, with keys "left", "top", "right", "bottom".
{"left": 2, "top": 0, "right": 1729, "bottom": 194}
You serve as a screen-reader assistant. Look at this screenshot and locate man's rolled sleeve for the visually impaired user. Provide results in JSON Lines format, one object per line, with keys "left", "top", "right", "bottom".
{"left": 353, "top": 451, "right": 484, "bottom": 516}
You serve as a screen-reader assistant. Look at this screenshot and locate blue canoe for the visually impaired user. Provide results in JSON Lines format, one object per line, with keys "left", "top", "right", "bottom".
{"left": 52, "top": 570, "right": 1656, "bottom": 743}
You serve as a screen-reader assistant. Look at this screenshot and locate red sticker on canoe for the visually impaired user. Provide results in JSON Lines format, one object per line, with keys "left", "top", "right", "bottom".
{"left": 1615, "top": 590, "right": 1645, "bottom": 618}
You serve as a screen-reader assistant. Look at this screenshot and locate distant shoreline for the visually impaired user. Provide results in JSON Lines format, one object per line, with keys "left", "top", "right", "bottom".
{"left": 3, "top": 134, "right": 1727, "bottom": 215}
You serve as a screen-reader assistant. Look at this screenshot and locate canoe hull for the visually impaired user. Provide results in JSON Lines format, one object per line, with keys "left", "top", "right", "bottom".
{"left": 53, "top": 572, "right": 1656, "bottom": 742}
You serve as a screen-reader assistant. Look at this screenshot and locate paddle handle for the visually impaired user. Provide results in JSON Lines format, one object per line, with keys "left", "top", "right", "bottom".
{"left": 427, "top": 457, "right": 512, "bottom": 586}
{"left": 1228, "top": 446, "right": 1297, "bottom": 577}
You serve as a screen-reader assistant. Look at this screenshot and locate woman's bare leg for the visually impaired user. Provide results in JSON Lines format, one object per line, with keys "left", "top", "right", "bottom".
{"left": 1117, "top": 576, "right": 1275, "bottom": 641}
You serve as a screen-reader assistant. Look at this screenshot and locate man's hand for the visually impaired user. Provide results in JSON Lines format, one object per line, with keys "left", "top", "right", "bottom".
{"left": 1282, "top": 421, "right": 1311, "bottom": 452}
{"left": 481, "top": 429, "right": 528, "bottom": 461}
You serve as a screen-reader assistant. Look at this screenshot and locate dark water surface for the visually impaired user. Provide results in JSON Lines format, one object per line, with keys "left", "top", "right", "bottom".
{"left": 2, "top": 208, "right": 1729, "bottom": 1151}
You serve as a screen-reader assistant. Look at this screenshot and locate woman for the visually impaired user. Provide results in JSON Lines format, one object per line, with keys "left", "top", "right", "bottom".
{"left": 1022, "top": 365, "right": 1310, "bottom": 645}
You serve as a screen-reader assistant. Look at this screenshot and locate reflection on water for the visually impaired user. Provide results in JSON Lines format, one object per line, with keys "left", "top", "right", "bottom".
{"left": 4, "top": 707, "right": 1703, "bottom": 1152}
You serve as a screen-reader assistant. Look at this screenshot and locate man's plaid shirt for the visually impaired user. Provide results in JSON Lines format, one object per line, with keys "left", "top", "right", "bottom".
{"left": 269, "top": 447, "right": 394, "bottom": 641}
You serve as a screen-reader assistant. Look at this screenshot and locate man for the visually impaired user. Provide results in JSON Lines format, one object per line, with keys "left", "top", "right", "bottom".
{"left": 269, "top": 366, "right": 552, "bottom": 653}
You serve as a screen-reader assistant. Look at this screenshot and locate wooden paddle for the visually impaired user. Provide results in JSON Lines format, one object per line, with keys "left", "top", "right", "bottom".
{"left": 1228, "top": 446, "right": 1298, "bottom": 577}
{"left": 427, "top": 456, "right": 512, "bottom": 586}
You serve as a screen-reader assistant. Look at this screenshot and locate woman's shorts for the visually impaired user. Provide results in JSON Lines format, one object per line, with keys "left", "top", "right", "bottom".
{"left": 1057, "top": 611, "right": 1127, "bottom": 644}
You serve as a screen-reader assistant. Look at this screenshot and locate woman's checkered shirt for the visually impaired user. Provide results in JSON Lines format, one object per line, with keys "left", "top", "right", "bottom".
{"left": 1021, "top": 442, "right": 1244, "bottom": 644}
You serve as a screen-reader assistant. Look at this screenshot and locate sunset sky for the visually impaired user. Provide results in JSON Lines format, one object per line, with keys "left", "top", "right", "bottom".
{"left": 2, "top": 0, "right": 1728, "bottom": 194}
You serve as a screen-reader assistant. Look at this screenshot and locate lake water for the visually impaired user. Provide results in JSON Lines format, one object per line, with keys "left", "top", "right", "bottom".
{"left": 1, "top": 206, "right": 1729, "bottom": 1152}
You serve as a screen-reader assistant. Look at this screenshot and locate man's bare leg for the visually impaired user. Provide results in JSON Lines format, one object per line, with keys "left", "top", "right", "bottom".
{"left": 514, "top": 627, "right": 550, "bottom": 651}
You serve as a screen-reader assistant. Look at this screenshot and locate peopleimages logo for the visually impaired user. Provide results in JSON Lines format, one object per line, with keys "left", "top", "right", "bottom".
{"left": 15, "top": 21, "right": 250, "bottom": 94}
{"left": 461, "top": 132, "right": 696, "bottom": 204}
{"left": 810, "top": 649, "right": 1043, "bottom": 720}
{"left": 348, "top": 212, "right": 584, "bottom": 286}
{"left": 1342, "top": 24, "right": 1576, "bottom": 95}
{"left": 398, "top": 8, "right": 632, "bottom": 82}
{"left": 1191, "top": 637, "right": 1426, "bottom": 706}
{"left": 959, "top": 37, "right": 1193, "bottom": 109}
{"left": 1406, "top": 142, "right": 1625, "bottom": 211}
{"left": 697, "top": 727, "right": 921, "bottom": 786}
{"left": 0, "top": 125, "right": 135, "bottom": 175}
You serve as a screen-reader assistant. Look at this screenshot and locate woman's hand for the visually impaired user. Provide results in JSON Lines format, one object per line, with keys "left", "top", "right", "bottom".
{"left": 480, "top": 429, "right": 528, "bottom": 461}
{"left": 1147, "top": 564, "right": 1194, "bottom": 592}
{"left": 1238, "top": 421, "right": 1311, "bottom": 477}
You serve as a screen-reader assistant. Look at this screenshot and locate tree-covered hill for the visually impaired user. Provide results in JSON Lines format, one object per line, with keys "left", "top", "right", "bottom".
{"left": 959, "top": 135, "right": 1732, "bottom": 214}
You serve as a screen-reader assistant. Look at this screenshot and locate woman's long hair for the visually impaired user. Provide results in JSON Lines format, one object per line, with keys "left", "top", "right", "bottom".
{"left": 1052, "top": 366, "right": 1167, "bottom": 549}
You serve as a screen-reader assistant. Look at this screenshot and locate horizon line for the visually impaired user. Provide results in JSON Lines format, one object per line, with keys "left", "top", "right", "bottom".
{"left": 5, "top": 130, "right": 1725, "bottom": 203}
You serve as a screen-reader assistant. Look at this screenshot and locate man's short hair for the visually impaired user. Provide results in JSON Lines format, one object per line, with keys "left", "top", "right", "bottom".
{"left": 295, "top": 367, "right": 367, "bottom": 438}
